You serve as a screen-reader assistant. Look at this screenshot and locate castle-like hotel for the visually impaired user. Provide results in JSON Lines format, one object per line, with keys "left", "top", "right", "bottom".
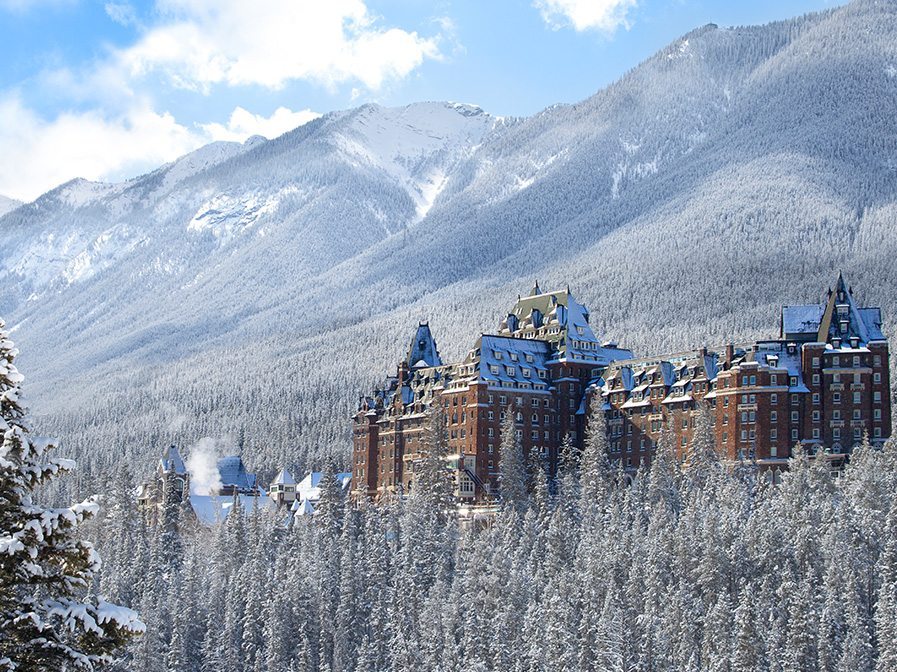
{"left": 352, "top": 274, "right": 892, "bottom": 501}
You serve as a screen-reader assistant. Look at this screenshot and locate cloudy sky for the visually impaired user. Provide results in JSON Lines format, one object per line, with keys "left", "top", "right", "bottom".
{"left": 0, "top": 0, "right": 841, "bottom": 201}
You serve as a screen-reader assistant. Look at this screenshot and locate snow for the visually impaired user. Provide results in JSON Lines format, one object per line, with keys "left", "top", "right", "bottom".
{"left": 187, "top": 192, "right": 280, "bottom": 243}
{"left": 332, "top": 102, "right": 498, "bottom": 223}
{"left": 189, "top": 493, "right": 272, "bottom": 526}
{"left": 0, "top": 194, "right": 22, "bottom": 217}
{"left": 272, "top": 468, "right": 295, "bottom": 486}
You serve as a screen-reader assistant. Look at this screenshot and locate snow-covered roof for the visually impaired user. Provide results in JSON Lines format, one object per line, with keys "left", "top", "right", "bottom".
{"left": 272, "top": 468, "right": 295, "bottom": 486}
{"left": 470, "top": 335, "right": 552, "bottom": 387}
{"left": 781, "top": 304, "right": 825, "bottom": 338}
{"left": 498, "top": 286, "right": 633, "bottom": 364}
{"left": 189, "top": 493, "right": 271, "bottom": 526}
{"left": 217, "top": 456, "right": 257, "bottom": 491}
{"left": 296, "top": 472, "right": 352, "bottom": 503}
{"left": 159, "top": 445, "right": 187, "bottom": 476}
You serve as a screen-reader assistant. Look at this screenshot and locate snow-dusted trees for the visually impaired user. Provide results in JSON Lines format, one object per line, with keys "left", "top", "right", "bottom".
{"left": 83, "top": 427, "right": 897, "bottom": 672}
{"left": 498, "top": 409, "right": 527, "bottom": 511}
{"left": 0, "top": 320, "right": 143, "bottom": 669}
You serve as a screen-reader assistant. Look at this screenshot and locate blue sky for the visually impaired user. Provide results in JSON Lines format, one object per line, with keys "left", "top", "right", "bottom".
{"left": 0, "top": 0, "right": 843, "bottom": 201}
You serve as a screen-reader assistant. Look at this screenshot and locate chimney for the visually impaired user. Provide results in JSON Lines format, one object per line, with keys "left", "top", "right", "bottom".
{"left": 725, "top": 343, "right": 734, "bottom": 365}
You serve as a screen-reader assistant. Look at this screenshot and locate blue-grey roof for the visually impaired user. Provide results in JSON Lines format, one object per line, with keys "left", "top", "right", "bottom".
{"left": 782, "top": 304, "right": 824, "bottom": 337}
{"left": 860, "top": 308, "right": 886, "bottom": 341}
{"left": 217, "top": 456, "right": 257, "bottom": 491}
{"left": 407, "top": 322, "right": 442, "bottom": 368}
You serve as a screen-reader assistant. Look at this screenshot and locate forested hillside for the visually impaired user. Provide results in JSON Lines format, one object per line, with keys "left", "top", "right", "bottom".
{"left": 1, "top": 0, "right": 896, "bottom": 486}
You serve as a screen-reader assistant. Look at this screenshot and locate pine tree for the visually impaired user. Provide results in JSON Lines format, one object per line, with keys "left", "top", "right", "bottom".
{"left": 0, "top": 319, "right": 144, "bottom": 669}
{"left": 498, "top": 409, "right": 527, "bottom": 512}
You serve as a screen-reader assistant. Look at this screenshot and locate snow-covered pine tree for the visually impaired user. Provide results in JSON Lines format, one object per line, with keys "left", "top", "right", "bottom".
{"left": 580, "top": 394, "right": 612, "bottom": 527}
{"left": 498, "top": 409, "right": 527, "bottom": 512}
{"left": 0, "top": 318, "right": 144, "bottom": 669}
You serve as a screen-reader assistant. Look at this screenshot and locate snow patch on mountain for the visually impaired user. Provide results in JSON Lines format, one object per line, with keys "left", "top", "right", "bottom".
{"left": 332, "top": 102, "right": 498, "bottom": 221}
{"left": 188, "top": 193, "right": 280, "bottom": 243}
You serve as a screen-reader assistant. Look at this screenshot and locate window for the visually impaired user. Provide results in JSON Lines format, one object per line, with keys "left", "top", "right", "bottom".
{"left": 854, "top": 392, "right": 861, "bottom": 404}
{"left": 792, "top": 429, "right": 799, "bottom": 440}
{"left": 522, "top": 368, "right": 531, "bottom": 378}
{"left": 812, "top": 357, "right": 820, "bottom": 367}
{"left": 499, "top": 395, "right": 507, "bottom": 405}
{"left": 771, "top": 428, "right": 778, "bottom": 439}
{"left": 874, "top": 372, "right": 881, "bottom": 383}
{"left": 544, "top": 414, "right": 550, "bottom": 424}
{"left": 681, "top": 437, "right": 687, "bottom": 446}
{"left": 833, "top": 356, "right": 840, "bottom": 367}
{"left": 875, "top": 409, "right": 882, "bottom": 420}
{"left": 741, "top": 430, "right": 747, "bottom": 441}
{"left": 771, "top": 374, "right": 778, "bottom": 386}
{"left": 791, "top": 395, "right": 799, "bottom": 406}
{"left": 724, "top": 398, "right": 729, "bottom": 408}
{"left": 853, "top": 409, "right": 861, "bottom": 420}
{"left": 790, "top": 376, "right": 798, "bottom": 387}
{"left": 722, "top": 432, "right": 728, "bottom": 442}
{"left": 853, "top": 356, "right": 860, "bottom": 367}
{"left": 488, "top": 410, "right": 494, "bottom": 420}
{"left": 490, "top": 365, "right": 500, "bottom": 375}
{"left": 812, "top": 410, "right": 820, "bottom": 421}
{"left": 875, "top": 428, "right": 882, "bottom": 438}
{"left": 771, "top": 394, "right": 778, "bottom": 404}
{"left": 510, "top": 353, "right": 518, "bottom": 362}
{"left": 833, "top": 393, "right": 841, "bottom": 403}
{"left": 833, "top": 410, "right": 841, "bottom": 420}
{"left": 538, "top": 370, "right": 547, "bottom": 379}
{"left": 813, "top": 374, "right": 820, "bottom": 384}
{"left": 494, "top": 351, "right": 502, "bottom": 360}
{"left": 531, "top": 430, "right": 538, "bottom": 439}
{"left": 682, "top": 418, "right": 689, "bottom": 429}
{"left": 506, "top": 366, "right": 516, "bottom": 376}
{"left": 771, "top": 445, "right": 778, "bottom": 457}
{"left": 813, "top": 393, "right": 820, "bottom": 405}
{"left": 791, "top": 411, "right": 799, "bottom": 422}
{"left": 874, "top": 391, "right": 882, "bottom": 402}
{"left": 812, "top": 428, "right": 820, "bottom": 439}
{"left": 833, "top": 428, "right": 841, "bottom": 439}
{"left": 532, "top": 413, "right": 539, "bottom": 423}
{"left": 750, "top": 375, "right": 756, "bottom": 385}
{"left": 771, "top": 411, "right": 777, "bottom": 422}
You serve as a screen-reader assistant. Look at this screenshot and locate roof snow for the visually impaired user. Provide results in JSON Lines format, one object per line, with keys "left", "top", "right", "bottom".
{"left": 272, "top": 468, "right": 295, "bottom": 486}
{"left": 160, "top": 445, "right": 186, "bottom": 475}
{"left": 217, "top": 455, "right": 257, "bottom": 491}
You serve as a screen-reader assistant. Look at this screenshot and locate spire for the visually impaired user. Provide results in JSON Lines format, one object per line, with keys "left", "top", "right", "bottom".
{"left": 531, "top": 280, "right": 541, "bottom": 296}
{"left": 406, "top": 322, "right": 442, "bottom": 368}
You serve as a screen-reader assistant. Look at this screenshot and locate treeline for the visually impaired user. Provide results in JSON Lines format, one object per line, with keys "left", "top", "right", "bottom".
{"left": 89, "top": 407, "right": 897, "bottom": 671}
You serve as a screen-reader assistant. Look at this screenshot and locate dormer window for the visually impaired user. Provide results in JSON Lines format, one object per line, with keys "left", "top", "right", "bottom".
{"left": 494, "top": 351, "right": 502, "bottom": 360}
{"left": 510, "top": 353, "right": 518, "bottom": 362}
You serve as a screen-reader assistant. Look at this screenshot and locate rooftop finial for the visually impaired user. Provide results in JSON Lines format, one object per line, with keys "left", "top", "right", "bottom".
{"left": 531, "top": 280, "right": 541, "bottom": 296}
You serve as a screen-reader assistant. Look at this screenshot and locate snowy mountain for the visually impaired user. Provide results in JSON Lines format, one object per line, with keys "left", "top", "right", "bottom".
{"left": 2, "top": 0, "right": 896, "bottom": 477}
{"left": 0, "top": 195, "right": 21, "bottom": 217}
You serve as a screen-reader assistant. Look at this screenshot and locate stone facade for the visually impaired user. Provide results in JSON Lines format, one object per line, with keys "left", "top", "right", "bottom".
{"left": 351, "top": 275, "right": 892, "bottom": 502}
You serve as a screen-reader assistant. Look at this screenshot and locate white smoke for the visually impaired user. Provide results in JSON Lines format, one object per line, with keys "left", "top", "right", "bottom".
{"left": 186, "top": 437, "right": 227, "bottom": 496}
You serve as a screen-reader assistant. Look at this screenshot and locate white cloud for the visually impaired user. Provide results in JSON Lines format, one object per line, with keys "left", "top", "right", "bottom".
{"left": 534, "top": 0, "right": 637, "bottom": 33}
{"left": 0, "top": 96, "right": 325, "bottom": 201}
{"left": 200, "top": 106, "right": 321, "bottom": 142}
{"left": 104, "top": 1, "right": 138, "bottom": 27}
{"left": 0, "top": 96, "right": 203, "bottom": 201}
{"left": 119, "top": 0, "right": 442, "bottom": 91}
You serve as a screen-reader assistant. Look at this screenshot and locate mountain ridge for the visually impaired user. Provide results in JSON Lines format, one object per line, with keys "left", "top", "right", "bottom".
{"left": 2, "top": 0, "right": 896, "bottom": 478}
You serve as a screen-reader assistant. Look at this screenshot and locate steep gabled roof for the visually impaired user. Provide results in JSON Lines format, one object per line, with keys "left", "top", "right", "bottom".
{"left": 407, "top": 322, "right": 443, "bottom": 368}
{"left": 160, "top": 445, "right": 187, "bottom": 475}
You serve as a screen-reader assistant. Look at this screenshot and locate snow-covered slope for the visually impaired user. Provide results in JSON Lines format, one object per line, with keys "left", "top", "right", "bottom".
{"left": 0, "top": 195, "right": 22, "bottom": 217}
{"left": 2, "top": 0, "right": 896, "bottom": 477}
